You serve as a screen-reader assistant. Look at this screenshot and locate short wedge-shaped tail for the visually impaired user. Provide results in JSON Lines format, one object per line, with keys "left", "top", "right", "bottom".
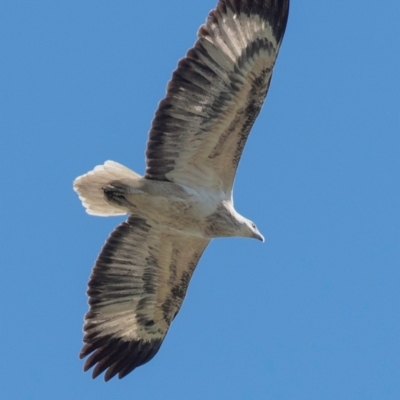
{"left": 73, "top": 161, "right": 141, "bottom": 216}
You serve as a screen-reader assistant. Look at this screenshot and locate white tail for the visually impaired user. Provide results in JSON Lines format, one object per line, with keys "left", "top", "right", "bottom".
{"left": 73, "top": 161, "right": 142, "bottom": 216}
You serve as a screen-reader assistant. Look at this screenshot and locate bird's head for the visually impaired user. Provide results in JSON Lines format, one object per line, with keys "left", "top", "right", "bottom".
{"left": 205, "top": 202, "right": 264, "bottom": 242}
{"left": 242, "top": 218, "right": 264, "bottom": 242}
{"left": 233, "top": 212, "right": 264, "bottom": 242}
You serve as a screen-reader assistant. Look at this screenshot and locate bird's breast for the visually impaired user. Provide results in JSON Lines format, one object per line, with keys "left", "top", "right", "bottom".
{"left": 124, "top": 180, "right": 224, "bottom": 238}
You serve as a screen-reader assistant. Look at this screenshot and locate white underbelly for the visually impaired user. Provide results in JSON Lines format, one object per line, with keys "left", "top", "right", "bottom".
{"left": 124, "top": 180, "right": 224, "bottom": 238}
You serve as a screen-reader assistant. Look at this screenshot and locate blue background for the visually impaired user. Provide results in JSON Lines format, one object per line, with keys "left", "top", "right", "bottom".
{"left": 1, "top": 1, "right": 399, "bottom": 398}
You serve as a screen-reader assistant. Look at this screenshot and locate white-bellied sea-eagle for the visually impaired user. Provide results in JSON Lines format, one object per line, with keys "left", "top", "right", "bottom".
{"left": 74, "top": 0, "right": 289, "bottom": 381}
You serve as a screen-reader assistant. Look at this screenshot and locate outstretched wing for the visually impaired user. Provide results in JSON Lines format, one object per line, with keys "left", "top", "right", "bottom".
{"left": 80, "top": 216, "right": 209, "bottom": 381}
{"left": 145, "top": 0, "right": 289, "bottom": 195}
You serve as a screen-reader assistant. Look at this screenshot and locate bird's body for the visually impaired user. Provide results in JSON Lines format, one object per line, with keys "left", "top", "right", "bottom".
{"left": 74, "top": 0, "right": 289, "bottom": 381}
{"left": 77, "top": 161, "right": 260, "bottom": 240}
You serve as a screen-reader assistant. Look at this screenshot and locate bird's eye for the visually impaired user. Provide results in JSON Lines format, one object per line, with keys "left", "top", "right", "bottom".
{"left": 251, "top": 223, "right": 256, "bottom": 229}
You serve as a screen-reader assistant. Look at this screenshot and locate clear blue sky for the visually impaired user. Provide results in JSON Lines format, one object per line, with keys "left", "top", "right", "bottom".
{"left": 1, "top": 1, "right": 399, "bottom": 399}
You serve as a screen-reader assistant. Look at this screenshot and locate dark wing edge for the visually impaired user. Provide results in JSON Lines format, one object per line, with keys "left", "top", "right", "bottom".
{"left": 145, "top": 0, "right": 289, "bottom": 192}
{"left": 80, "top": 216, "right": 209, "bottom": 381}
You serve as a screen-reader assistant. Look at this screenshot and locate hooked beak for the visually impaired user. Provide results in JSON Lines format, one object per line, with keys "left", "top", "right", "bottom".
{"left": 253, "top": 230, "right": 265, "bottom": 243}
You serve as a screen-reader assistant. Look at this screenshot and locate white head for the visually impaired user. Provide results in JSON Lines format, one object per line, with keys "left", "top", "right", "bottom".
{"left": 204, "top": 202, "right": 264, "bottom": 241}
{"left": 236, "top": 214, "right": 265, "bottom": 242}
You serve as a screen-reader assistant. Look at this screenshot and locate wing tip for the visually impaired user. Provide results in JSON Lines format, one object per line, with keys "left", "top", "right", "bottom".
{"left": 214, "top": 0, "right": 290, "bottom": 43}
{"left": 80, "top": 335, "right": 163, "bottom": 381}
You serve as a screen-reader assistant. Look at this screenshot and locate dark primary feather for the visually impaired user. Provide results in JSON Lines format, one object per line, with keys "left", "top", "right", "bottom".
{"left": 218, "top": 0, "right": 289, "bottom": 41}
{"left": 145, "top": 0, "right": 289, "bottom": 193}
{"left": 81, "top": 335, "right": 162, "bottom": 381}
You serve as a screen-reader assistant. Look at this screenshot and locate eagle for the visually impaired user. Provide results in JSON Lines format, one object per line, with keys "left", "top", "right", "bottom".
{"left": 74, "top": 0, "right": 289, "bottom": 381}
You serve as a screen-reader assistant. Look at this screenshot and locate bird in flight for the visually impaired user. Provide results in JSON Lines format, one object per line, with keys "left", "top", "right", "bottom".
{"left": 74, "top": 0, "right": 289, "bottom": 381}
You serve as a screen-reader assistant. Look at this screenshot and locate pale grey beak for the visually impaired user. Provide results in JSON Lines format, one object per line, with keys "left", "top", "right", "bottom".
{"left": 254, "top": 230, "right": 265, "bottom": 242}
